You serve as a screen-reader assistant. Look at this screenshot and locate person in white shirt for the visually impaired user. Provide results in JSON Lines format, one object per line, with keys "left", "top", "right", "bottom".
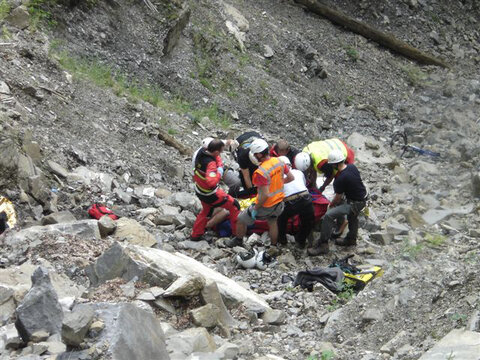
{"left": 277, "top": 156, "right": 315, "bottom": 248}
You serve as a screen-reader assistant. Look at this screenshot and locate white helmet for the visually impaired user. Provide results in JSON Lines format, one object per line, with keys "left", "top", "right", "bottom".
{"left": 236, "top": 249, "right": 258, "bottom": 269}
{"left": 294, "top": 152, "right": 311, "bottom": 171}
{"left": 249, "top": 138, "right": 269, "bottom": 154}
{"left": 328, "top": 149, "right": 346, "bottom": 164}
{"left": 255, "top": 250, "right": 272, "bottom": 270}
{"left": 278, "top": 156, "right": 291, "bottom": 166}
{"left": 202, "top": 137, "right": 214, "bottom": 149}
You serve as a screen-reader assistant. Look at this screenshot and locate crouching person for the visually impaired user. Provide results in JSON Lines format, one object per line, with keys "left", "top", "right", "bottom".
{"left": 307, "top": 150, "right": 367, "bottom": 256}
{"left": 225, "top": 139, "right": 294, "bottom": 248}
{"left": 191, "top": 139, "right": 240, "bottom": 241}
{"left": 277, "top": 156, "right": 314, "bottom": 248}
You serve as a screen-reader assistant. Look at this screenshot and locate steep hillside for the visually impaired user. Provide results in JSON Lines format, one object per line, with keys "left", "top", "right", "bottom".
{"left": 0, "top": 0, "right": 479, "bottom": 359}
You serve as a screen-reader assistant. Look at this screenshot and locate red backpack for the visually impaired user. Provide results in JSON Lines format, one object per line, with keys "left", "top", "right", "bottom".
{"left": 88, "top": 204, "right": 119, "bottom": 220}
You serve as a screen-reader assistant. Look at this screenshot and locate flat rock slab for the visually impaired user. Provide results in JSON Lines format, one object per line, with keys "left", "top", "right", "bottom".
{"left": 418, "top": 329, "right": 480, "bottom": 360}
{"left": 422, "top": 203, "right": 474, "bottom": 225}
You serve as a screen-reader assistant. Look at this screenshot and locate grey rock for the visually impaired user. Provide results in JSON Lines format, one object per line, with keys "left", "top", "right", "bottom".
{"left": 418, "top": 329, "right": 480, "bottom": 360}
{"left": 422, "top": 203, "right": 474, "bottom": 225}
{"left": 15, "top": 267, "right": 64, "bottom": 342}
{"left": 169, "top": 191, "right": 198, "bottom": 211}
{"left": 409, "top": 161, "right": 440, "bottom": 176}
{"left": 114, "top": 217, "right": 156, "bottom": 247}
{"left": 30, "top": 330, "right": 49, "bottom": 342}
{"left": 263, "top": 45, "right": 274, "bottom": 58}
{"left": 0, "top": 285, "right": 15, "bottom": 324}
{"left": 164, "top": 275, "right": 206, "bottom": 297}
{"left": 201, "top": 280, "right": 236, "bottom": 328}
{"left": 0, "top": 81, "right": 10, "bottom": 94}
{"left": 115, "top": 189, "right": 132, "bottom": 204}
{"left": 153, "top": 298, "right": 177, "bottom": 314}
{"left": 215, "top": 342, "right": 240, "bottom": 359}
{"left": 82, "top": 303, "right": 170, "bottom": 360}
{"left": 223, "top": 2, "right": 249, "bottom": 31}
{"left": 37, "top": 340, "right": 66, "bottom": 354}
{"left": 155, "top": 188, "right": 172, "bottom": 199}
{"left": 6, "top": 5, "right": 30, "bottom": 29}
{"left": 41, "top": 211, "right": 76, "bottom": 225}
{"left": 98, "top": 215, "right": 117, "bottom": 238}
{"left": 47, "top": 160, "right": 69, "bottom": 178}
{"left": 403, "top": 208, "right": 426, "bottom": 229}
{"left": 154, "top": 204, "right": 183, "bottom": 226}
{"left": 179, "top": 240, "right": 210, "bottom": 251}
{"left": 166, "top": 327, "right": 216, "bottom": 359}
{"left": 386, "top": 222, "right": 409, "bottom": 235}
{"left": 362, "top": 308, "right": 383, "bottom": 321}
{"left": 261, "top": 309, "right": 286, "bottom": 325}
{"left": 87, "top": 243, "right": 270, "bottom": 311}
{"left": 472, "top": 173, "right": 480, "bottom": 197}
{"left": 369, "top": 232, "right": 392, "bottom": 245}
{"left": 380, "top": 330, "right": 408, "bottom": 355}
{"left": 4, "top": 323, "right": 23, "bottom": 349}
{"left": 163, "top": 6, "right": 191, "bottom": 56}
{"left": 86, "top": 242, "right": 130, "bottom": 286}
{"left": 28, "top": 175, "right": 50, "bottom": 205}
{"left": 466, "top": 310, "right": 480, "bottom": 332}
{"left": 191, "top": 303, "right": 220, "bottom": 328}
{"left": 136, "top": 290, "right": 156, "bottom": 301}
{"left": 61, "top": 306, "right": 95, "bottom": 346}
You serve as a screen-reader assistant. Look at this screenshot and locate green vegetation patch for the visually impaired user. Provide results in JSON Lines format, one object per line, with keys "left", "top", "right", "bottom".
{"left": 0, "top": 0, "right": 10, "bottom": 21}
{"left": 52, "top": 48, "right": 231, "bottom": 128}
{"left": 402, "top": 65, "right": 428, "bottom": 87}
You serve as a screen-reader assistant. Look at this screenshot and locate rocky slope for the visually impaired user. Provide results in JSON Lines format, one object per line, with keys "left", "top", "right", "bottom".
{"left": 0, "top": 0, "right": 479, "bottom": 359}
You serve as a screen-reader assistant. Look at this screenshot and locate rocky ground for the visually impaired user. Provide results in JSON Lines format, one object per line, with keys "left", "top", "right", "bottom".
{"left": 1, "top": 0, "right": 479, "bottom": 359}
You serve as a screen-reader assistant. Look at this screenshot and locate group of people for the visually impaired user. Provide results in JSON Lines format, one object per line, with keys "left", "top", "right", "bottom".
{"left": 190, "top": 131, "right": 367, "bottom": 256}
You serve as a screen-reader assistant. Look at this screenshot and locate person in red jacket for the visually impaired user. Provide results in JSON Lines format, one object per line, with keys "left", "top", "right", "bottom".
{"left": 191, "top": 139, "right": 240, "bottom": 241}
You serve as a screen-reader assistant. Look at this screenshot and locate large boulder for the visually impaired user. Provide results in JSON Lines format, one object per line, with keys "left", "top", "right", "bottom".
{"left": 41, "top": 211, "right": 76, "bottom": 225}
{"left": 166, "top": 327, "right": 215, "bottom": 359}
{"left": 61, "top": 306, "right": 95, "bottom": 346}
{"left": 87, "top": 243, "right": 270, "bottom": 312}
{"left": 15, "top": 267, "right": 64, "bottom": 342}
{"left": 418, "top": 329, "right": 480, "bottom": 360}
{"left": 78, "top": 303, "right": 170, "bottom": 360}
{"left": 114, "top": 218, "right": 157, "bottom": 247}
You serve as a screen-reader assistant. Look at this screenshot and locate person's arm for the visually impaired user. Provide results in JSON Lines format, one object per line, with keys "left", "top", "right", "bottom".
{"left": 329, "top": 193, "right": 343, "bottom": 208}
{"left": 319, "top": 175, "right": 334, "bottom": 192}
{"left": 306, "top": 168, "right": 317, "bottom": 190}
{"left": 204, "top": 161, "right": 222, "bottom": 188}
{"left": 284, "top": 168, "right": 295, "bottom": 184}
{"left": 241, "top": 168, "right": 253, "bottom": 189}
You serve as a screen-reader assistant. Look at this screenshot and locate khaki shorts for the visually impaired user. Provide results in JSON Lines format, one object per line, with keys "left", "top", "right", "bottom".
{"left": 238, "top": 202, "right": 285, "bottom": 226}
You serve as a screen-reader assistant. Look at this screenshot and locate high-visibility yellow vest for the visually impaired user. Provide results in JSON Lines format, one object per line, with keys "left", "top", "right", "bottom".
{"left": 303, "top": 139, "right": 348, "bottom": 174}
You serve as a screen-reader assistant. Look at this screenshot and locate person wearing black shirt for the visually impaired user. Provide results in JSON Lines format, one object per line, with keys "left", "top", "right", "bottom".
{"left": 270, "top": 139, "right": 301, "bottom": 166}
{"left": 308, "top": 149, "right": 367, "bottom": 256}
{"left": 234, "top": 131, "right": 263, "bottom": 192}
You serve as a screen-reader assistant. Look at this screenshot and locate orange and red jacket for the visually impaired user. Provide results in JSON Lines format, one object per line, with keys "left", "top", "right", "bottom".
{"left": 193, "top": 149, "right": 223, "bottom": 195}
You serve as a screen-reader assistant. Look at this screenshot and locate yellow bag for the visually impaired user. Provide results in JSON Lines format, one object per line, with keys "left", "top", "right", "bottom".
{"left": 343, "top": 265, "right": 383, "bottom": 290}
{"left": 0, "top": 196, "right": 17, "bottom": 229}
{"left": 238, "top": 197, "right": 256, "bottom": 211}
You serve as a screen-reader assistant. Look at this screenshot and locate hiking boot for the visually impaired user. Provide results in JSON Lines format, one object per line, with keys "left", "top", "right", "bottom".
{"left": 224, "top": 237, "right": 243, "bottom": 248}
{"left": 307, "top": 242, "right": 329, "bottom": 256}
{"left": 278, "top": 236, "right": 288, "bottom": 245}
{"left": 335, "top": 237, "right": 357, "bottom": 246}
{"left": 294, "top": 235, "right": 306, "bottom": 249}
{"left": 190, "top": 235, "right": 204, "bottom": 242}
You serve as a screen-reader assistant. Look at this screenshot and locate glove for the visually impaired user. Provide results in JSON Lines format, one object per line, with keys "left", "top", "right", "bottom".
{"left": 250, "top": 207, "right": 258, "bottom": 220}
{"left": 218, "top": 167, "right": 224, "bottom": 177}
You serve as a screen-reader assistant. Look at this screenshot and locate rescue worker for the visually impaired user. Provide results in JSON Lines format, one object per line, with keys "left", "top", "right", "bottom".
{"left": 307, "top": 149, "right": 367, "bottom": 256}
{"left": 191, "top": 139, "right": 240, "bottom": 241}
{"left": 270, "top": 139, "right": 300, "bottom": 166}
{"left": 225, "top": 139, "right": 294, "bottom": 248}
{"left": 295, "top": 138, "right": 355, "bottom": 192}
{"left": 276, "top": 156, "right": 314, "bottom": 248}
{"left": 234, "top": 131, "right": 264, "bottom": 194}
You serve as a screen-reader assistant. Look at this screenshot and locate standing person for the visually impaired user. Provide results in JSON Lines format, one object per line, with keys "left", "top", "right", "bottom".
{"left": 276, "top": 156, "right": 314, "bottom": 248}
{"left": 270, "top": 139, "right": 301, "bottom": 166}
{"left": 295, "top": 138, "right": 355, "bottom": 192}
{"left": 234, "top": 131, "right": 264, "bottom": 193}
{"left": 191, "top": 139, "right": 240, "bottom": 241}
{"left": 225, "top": 139, "right": 294, "bottom": 248}
{"left": 307, "top": 150, "right": 367, "bottom": 256}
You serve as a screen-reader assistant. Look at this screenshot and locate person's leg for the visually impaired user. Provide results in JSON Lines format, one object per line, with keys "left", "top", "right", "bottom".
{"left": 308, "top": 203, "right": 350, "bottom": 255}
{"left": 219, "top": 191, "right": 240, "bottom": 236}
{"left": 296, "top": 199, "right": 315, "bottom": 247}
{"left": 191, "top": 201, "right": 212, "bottom": 238}
{"left": 277, "top": 202, "right": 295, "bottom": 245}
{"left": 337, "top": 201, "right": 365, "bottom": 246}
{"left": 267, "top": 218, "right": 279, "bottom": 246}
{"left": 206, "top": 208, "right": 229, "bottom": 229}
